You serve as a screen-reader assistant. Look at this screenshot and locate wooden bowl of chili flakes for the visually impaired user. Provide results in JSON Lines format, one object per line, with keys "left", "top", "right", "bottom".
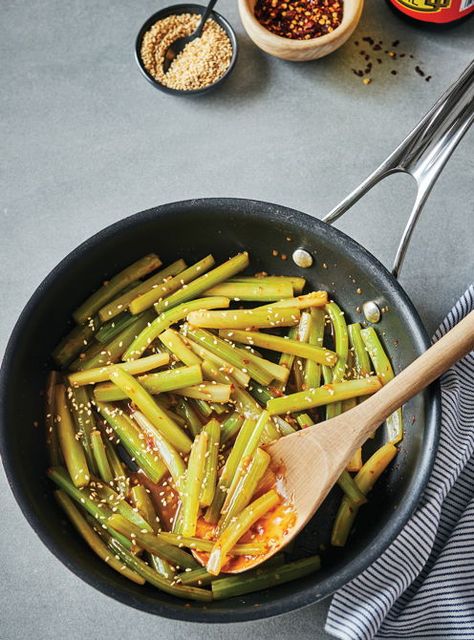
{"left": 239, "top": 0, "right": 363, "bottom": 62}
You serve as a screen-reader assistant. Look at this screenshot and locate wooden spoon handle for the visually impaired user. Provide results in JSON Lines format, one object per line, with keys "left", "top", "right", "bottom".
{"left": 356, "top": 310, "right": 474, "bottom": 436}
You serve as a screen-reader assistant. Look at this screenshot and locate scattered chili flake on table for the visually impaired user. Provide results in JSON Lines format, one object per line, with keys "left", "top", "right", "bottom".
{"left": 254, "top": 0, "right": 343, "bottom": 40}
{"left": 351, "top": 35, "right": 432, "bottom": 85}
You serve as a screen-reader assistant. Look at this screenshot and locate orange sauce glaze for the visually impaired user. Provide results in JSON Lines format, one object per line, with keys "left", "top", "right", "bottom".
{"left": 131, "top": 463, "right": 296, "bottom": 574}
{"left": 194, "top": 501, "right": 296, "bottom": 573}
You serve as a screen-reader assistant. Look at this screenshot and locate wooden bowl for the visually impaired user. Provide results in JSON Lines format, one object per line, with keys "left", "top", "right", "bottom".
{"left": 238, "top": 0, "right": 364, "bottom": 62}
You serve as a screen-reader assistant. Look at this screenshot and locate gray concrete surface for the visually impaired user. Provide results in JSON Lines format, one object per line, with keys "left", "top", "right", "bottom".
{"left": 1, "top": 1, "right": 473, "bottom": 638}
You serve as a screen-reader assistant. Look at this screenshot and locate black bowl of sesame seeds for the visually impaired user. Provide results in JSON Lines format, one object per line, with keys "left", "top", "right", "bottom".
{"left": 135, "top": 4, "right": 238, "bottom": 95}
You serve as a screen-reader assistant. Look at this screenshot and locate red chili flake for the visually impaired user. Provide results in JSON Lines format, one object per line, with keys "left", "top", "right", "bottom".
{"left": 145, "top": 435, "right": 155, "bottom": 449}
{"left": 353, "top": 35, "right": 432, "bottom": 85}
{"left": 269, "top": 387, "right": 284, "bottom": 398}
{"left": 254, "top": 0, "right": 343, "bottom": 39}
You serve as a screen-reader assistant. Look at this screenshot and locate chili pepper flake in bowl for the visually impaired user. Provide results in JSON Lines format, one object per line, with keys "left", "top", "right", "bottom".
{"left": 135, "top": 5, "right": 238, "bottom": 95}
{"left": 239, "top": 0, "right": 363, "bottom": 62}
{"left": 254, "top": 0, "right": 343, "bottom": 40}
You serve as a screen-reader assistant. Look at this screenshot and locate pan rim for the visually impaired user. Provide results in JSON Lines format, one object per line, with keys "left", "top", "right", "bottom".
{"left": 0, "top": 197, "right": 441, "bottom": 622}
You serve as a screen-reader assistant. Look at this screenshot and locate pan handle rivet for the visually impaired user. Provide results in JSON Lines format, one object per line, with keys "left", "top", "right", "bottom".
{"left": 363, "top": 301, "right": 381, "bottom": 324}
{"left": 292, "top": 248, "right": 313, "bottom": 268}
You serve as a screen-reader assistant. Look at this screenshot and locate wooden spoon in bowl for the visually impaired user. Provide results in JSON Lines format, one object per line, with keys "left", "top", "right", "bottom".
{"left": 237, "top": 310, "right": 474, "bottom": 571}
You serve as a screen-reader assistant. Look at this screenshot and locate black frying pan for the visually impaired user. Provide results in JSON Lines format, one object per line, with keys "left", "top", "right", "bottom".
{"left": 3, "top": 62, "right": 472, "bottom": 623}
{"left": 0, "top": 200, "right": 440, "bottom": 622}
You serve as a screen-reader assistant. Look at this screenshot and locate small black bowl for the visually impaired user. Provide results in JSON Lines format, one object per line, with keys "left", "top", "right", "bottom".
{"left": 135, "top": 4, "right": 238, "bottom": 96}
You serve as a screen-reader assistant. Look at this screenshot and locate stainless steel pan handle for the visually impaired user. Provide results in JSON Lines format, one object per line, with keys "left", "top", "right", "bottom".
{"left": 323, "top": 59, "right": 474, "bottom": 278}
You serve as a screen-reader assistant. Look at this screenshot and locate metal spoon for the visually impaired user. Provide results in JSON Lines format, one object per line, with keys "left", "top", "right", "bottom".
{"left": 163, "top": 0, "right": 219, "bottom": 72}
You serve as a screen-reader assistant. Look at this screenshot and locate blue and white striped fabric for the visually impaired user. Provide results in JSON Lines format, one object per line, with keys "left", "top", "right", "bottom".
{"left": 326, "top": 285, "right": 474, "bottom": 640}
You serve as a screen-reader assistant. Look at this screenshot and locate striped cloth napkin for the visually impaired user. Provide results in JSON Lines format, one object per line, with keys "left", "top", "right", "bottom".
{"left": 326, "top": 285, "right": 474, "bottom": 640}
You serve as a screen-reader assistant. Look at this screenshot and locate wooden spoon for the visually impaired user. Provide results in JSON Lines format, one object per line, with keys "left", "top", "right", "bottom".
{"left": 243, "top": 310, "right": 474, "bottom": 570}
